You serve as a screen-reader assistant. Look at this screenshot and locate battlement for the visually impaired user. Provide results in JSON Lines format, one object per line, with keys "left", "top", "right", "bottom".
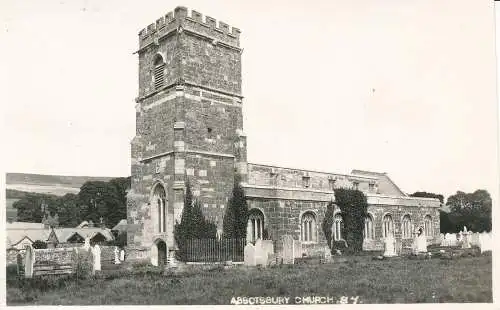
{"left": 138, "top": 6, "right": 241, "bottom": 50}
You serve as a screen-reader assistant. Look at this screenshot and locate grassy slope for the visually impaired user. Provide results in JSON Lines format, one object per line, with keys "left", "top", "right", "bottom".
{"left": 7, "top": 255, "right": 492, "bottom": 305}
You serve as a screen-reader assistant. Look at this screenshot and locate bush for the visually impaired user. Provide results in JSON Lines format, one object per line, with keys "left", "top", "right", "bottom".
{"left": 32, "top": 240, "right": 48, "bottom": 249}
{"left": 6, "top": 265, "right": 19, "bottom": 281}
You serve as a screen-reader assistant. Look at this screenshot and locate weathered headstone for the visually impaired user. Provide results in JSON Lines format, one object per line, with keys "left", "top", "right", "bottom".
{"left": 244, "top": 243, "right": 256, "bottom": 266}
{"left": 114, "top": 247, "right": 121, "bottom": 264}
{"left": 470, "top": 232, "right": 480, "bottom": 247}
{"left": 254, "top": 239, "right": 266, "bottom": 266}
{"left": 383, "top": 235, "right": 397, "bottom": 257}
{"left": 413, "top": 228, "right": 427, "bottom": 254}
{"left": 151, "top": 244, "right": 158, "bottom": 267}
{"left": 439, "top": 233, "right": 445, "bottom": 246}
{"left": 120, "top": 249, "right": 125, "bottom": 261}
{"left": 92, "top": 245, "right": 101, "bottom": 273}
{"left": 461, "top": 231, "right": 471, "bottom": 249}
{"left": 261, "top": 240, "right": 274, "bottom": 257}
{"left": 24, "top": 245, "right": 35, "bottom": 278}
{"left": 83, "top": 237, "right": 91, "bottom": 251}
{"left": 479, "top": 232, "right": 492, "bottom": 253}
{"left": 293, "top": 240, "right": 302, "bottom": 258}
{"left": 281, "top": 235, "right": 294, "bottom": 264}
{"left": 324, "top": 247, "right": 332, "bottom": 262}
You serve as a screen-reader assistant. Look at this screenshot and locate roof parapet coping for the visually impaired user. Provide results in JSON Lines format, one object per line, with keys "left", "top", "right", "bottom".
{"left": 138, "top": 6, "right": 241, "bottom": 41}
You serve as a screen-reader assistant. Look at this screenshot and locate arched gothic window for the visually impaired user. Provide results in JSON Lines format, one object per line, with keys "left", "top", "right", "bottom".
{"left": 333, "top": 214, "right": 344, "bottom": 241}
{"left": 301, "top": 212, "right": 316, "bottom": 242}
{"left": 364, "top": 215, "right": 374, "bottom": 240}
{"left": 382, "top": 214, "right": 394, "bottom": 238}
{"left": 153, "top": 54, "right": 165, "bottom": 90}
{"left": 424, "top": 215, "right": 433, "bottom": 238}
{"left": 152, "top": 184, "right": 167, "bottom": 233}
{"left": 402, "top": 215, "right": 412, "bottom": 239}
{"left": 247, "top": 210, "right": 264, "bottom": 242}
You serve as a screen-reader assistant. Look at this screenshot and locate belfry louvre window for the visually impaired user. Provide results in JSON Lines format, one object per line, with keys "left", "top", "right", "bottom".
{"left": 153, "top": 55, "right": 165, "bottom": 90}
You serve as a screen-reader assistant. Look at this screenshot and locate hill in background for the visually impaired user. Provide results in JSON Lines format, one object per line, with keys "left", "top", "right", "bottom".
{"left": 5, "top": 173, "right": 123, "bottom": 222}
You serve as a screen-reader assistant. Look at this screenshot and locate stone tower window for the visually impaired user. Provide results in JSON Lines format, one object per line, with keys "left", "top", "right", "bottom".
{"left": 152, "top": 183, "right": 167, "bottom": 233}
{"left": 153, "top": 54, "right": 165, "bottom": 90}
{"left": 402, "top": 215, "right": 412, "bottom": 239}
{"left": 301, "top": 212, "right": 317, "bottom": 242}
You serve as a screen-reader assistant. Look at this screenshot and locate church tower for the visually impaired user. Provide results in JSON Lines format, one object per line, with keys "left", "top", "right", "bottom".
{"left": 126, "top": 7, "right": 247, "bottom": 260}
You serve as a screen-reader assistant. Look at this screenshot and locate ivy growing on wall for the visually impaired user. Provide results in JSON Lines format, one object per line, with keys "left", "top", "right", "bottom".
{"left": 321, "top": 201, "right": 335, "bottom": 250}
{"left": 334, "top": 188, "right": 368, "bottom": 253}
{"left": 322, "top": 188, "right": 368, "bottom": 254}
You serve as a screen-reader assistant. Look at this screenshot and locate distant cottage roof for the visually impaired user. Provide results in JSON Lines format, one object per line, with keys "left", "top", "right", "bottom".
{"left": 53, "top": 228, "right": 114, "bottom": 243}
{"left": 7, "top": 228, "right": 51, "bottom": 249}
{"left": 112, "top": 219, "right": 128, "bottom": 232}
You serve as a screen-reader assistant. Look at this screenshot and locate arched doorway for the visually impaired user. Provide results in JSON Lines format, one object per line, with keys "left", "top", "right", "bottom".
{"left": 157, "top": 240, "right": 167, "bottom": 267}
{"left": 151, "top": 239, "right": 168, "bottom": 267}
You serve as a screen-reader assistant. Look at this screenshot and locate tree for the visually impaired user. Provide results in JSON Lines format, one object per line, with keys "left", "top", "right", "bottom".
{"left": 174, "top": 182, "right": 217, "bottom": 261}
{"left": 32, "top": 240, "right": 48, "bottom": 249}
{"left": 410, "top": 191, "right": 444, "bottom": 204}
{"left": 333, "top": 188, "right": 368, "bottom": 254}
{"left": 222, "top": 174, "right": 249, "bottom": 239}
{"left": 57, "top": 193, "right": 82, "bottom": 227}
{"left": 13, "top": 193, "right": 59, "bottom": 223}
{"left": 439, "top": 210, "right": 455, "bottom": 233}
{"left": 78, "top": 180, "right": 125, "bottom": 228}
{"left": 446, "top": 190, "right": 492, "bottom": 232}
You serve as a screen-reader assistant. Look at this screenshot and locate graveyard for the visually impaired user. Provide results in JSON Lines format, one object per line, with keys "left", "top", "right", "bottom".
{"left": 6, "top": 229, "right": 493, "bottom": 305}
{"left": 6, "top": 253, "right": 492, "bottom": 305}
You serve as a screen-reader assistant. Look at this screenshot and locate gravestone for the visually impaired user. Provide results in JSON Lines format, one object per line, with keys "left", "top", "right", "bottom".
{"left": 92, "top": 245, "right": 101, "bottom": 273}
{"left": 293, "top": 240, "right": 302, "bottom": 258}
{"left": 413, "top": 229, "right": 427, "bottom": 254}
{"left": 261, "top": 240, "right": 274, "bottom": 257}
{"left": 150, "top": 244, "right": 158, "bottom": 267}
{"left": 461, "top": 231, "right": 471, "bottom": 249}
{"left": 439, "top": 234, "right": 445, "bottom": 246}
{"left": 120, "top": 249, "right": 125, "bottom": 261}
{"left": 324, "top": 247, "right": 332, "bottom": 262}
{"left": 479, "top": 232, "right": 492, "bottom": 253}
{"left": 444, "top": 233, "right": 457, "bottom": 247}
{"left": 254, "top": 239, "right": 266, "bottom": 266}
{"left": 24, "top": 245, "right": 35, "bottom": 278}
{"left": 244, "top": 243, "right": 256, "bottom": 266}
{"left": 83, "top": 237, "right": 91, "bottom": 251}
{"left": 281, "top": 235, "right": 294, "bottom": 264}
{"left": 470, "top": 232, "right": 480, "bottom": 247}
{"left": 383, "top": 235, "right": 397, "bottom": 257}
{"left": 114, "top": 247, "right": 121, "bottom": 264}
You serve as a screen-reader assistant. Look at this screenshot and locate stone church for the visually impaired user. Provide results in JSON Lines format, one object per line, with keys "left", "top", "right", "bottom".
{"left": 126, "top": 6, "right": 441, "bottom": 263}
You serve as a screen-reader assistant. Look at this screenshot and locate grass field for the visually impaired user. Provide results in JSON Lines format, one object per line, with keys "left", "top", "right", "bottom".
{"left": 7, "top": 254, "right": 492, "bottom": 305}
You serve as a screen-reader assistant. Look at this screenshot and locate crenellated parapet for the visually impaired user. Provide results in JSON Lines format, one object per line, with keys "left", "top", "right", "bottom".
{"left": 138, "top": 6, "right": 241, "bottom": 50}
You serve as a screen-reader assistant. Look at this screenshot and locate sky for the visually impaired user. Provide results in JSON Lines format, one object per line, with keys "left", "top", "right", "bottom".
{"left": 1, "top": 0, "right": 498, "bottom": 201}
